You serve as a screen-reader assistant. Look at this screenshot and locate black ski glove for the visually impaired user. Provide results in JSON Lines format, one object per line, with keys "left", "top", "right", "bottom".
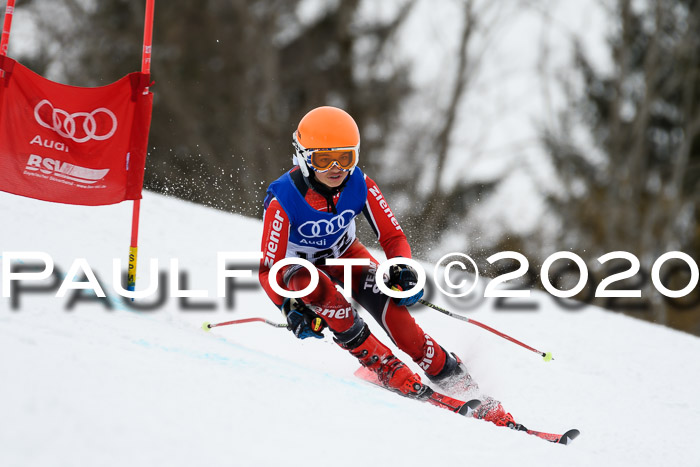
{"left": 387, "top": 264, "right": 424, "bottom": 307}
{"left": 281, "top": 298, "right": 326, "bottom": 340}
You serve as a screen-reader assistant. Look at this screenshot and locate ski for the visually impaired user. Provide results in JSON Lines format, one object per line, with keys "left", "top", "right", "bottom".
{"left": 521, "top": 427, "right": 581, "bottom": 445}
{"left": 354, "top": 366, "right": 579, "bottom": 445}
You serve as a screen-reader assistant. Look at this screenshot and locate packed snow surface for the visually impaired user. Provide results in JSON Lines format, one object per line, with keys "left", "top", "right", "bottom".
{"left": 2, "top": 191, "right": 699, "bottom": 467}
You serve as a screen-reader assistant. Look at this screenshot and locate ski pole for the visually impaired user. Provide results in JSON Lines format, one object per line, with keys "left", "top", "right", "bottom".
{"left": 418, "top": 299, "right": 553, "bottom": 362}
{"left": 202, "top": 318, "right": 288, "bottom": 332}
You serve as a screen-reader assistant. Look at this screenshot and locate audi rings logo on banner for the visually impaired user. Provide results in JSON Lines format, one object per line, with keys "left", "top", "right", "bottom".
{"left": 298, "top": 210, "right": 355, "bottom": 238}
{"left": 33, "top": 99, "right": 118, "bottom": 143}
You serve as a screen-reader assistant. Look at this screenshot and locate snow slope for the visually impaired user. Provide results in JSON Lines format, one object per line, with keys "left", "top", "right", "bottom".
{"left": 2, "top": 190, "right": 699, "bottom": 467}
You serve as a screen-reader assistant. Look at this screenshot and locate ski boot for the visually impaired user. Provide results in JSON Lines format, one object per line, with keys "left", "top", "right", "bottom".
{"left": 427, "top": 352, "right": 479, "bottom": 397}
{"left": 339, "top": 324, "right": 429, "bottom": 399}
{"left": 472, "top": 397, "right": 516, "bottom": 428}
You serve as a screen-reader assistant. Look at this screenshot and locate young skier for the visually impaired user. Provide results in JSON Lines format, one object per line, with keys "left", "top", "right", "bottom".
{"left": 258, "top": 106, "right": 512, "bottom": 426}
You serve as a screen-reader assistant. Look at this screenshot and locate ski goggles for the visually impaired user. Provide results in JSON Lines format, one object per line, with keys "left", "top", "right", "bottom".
{"left": 293, "top": 133, "right": 359, "bottom": 173}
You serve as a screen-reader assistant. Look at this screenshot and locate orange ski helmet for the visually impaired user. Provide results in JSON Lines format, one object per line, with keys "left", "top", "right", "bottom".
{"left": 292, "top": 106, "right": 360, "bottom": 177}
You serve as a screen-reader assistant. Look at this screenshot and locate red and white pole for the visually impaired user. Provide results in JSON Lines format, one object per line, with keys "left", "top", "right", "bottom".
{"left": 141, "top": 0, "right": 154, "bottom": 74}
{"left": 418, "top": 299, "right": 554, "bottom": 362}
{"left": 0, "top": 0, "right": 15, "bottom": 79}
{"left": 202, "top": 318, "right": 288, "bottom": 332}
{"left": 0, "top": 0, "right": 14, "bottom": 56}
{"left": 128, "top": 0, "right": 155, "bottom": 295}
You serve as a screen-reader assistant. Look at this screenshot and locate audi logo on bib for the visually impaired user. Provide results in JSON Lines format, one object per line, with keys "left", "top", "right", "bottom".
{"left": 298, "top": 209, "right": 355, "bottom": 238}
{"left": 33, "top": 99, "right": 118, "bottom": 143}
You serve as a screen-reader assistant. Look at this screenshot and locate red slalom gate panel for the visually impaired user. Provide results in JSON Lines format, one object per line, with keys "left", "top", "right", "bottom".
{"left": 0, "top": 56, "right": 152, "bottom": 206}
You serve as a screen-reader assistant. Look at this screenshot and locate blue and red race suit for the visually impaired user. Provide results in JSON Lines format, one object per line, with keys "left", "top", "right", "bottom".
{"left": 258, "top": 166, "right": 448, "bottom": 376}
